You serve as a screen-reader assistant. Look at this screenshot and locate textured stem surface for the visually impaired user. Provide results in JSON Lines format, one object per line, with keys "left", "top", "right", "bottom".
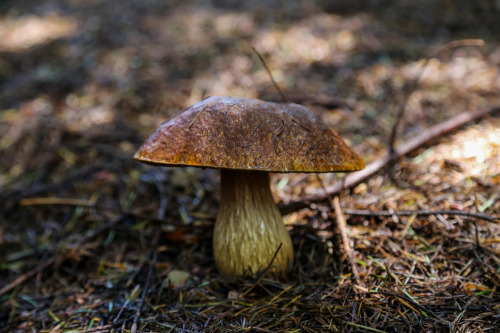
{"left": 214, "top": 170, "right": 293, "bottom": 278}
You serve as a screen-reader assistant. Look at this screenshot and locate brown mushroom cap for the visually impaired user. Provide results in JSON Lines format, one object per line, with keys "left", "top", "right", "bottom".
{"left": 134, "top": 96, "right": 365, "bottom": 172}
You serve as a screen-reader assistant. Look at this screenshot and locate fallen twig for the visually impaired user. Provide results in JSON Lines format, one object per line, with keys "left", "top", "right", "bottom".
{"left": 19, "top": 197, "right": 94, "bottom": 207}
{"left": 333, "top": 196, "right": 361, "bottom": 286}
{"left": 387, "top": 39, "right": 485, "bottom": 185}
{"left": 279, "top": 104, "right": 500, "bottom": 215}
{"left": 1, "top": 165, "right": 98, "bottom": 213}
{"left": 342, "top": 209, "right": 499, "bottom": 224}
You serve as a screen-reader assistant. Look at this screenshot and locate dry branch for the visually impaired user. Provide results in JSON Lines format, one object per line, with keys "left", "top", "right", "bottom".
{"left": 342, "top": 209, "right": 499, "bottom": 224}
{"left": 280, "top": 104, "right": 500, "bottom": 215}
{"left": 333, "top": 196, "right": 361, "bottom": 285}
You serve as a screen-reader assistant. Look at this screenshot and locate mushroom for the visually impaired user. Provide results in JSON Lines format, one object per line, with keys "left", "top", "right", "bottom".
{"left": 134, "top": 96, "right": 365, "bottom": 278}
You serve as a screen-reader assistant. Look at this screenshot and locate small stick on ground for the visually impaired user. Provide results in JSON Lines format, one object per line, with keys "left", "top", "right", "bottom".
{"left": 341, "top": 209, "right": 499, "bottom": 224}
{"left": 1, "top": 165, "right": 98, "bottom": 214}
{"left": 19, "top": 197, "right": 95, "bottom": 207}
{"left": 333, "top": 196, "right": 361, "bottom": 286}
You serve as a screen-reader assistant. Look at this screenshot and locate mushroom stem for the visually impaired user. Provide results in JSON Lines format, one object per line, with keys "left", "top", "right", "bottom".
{"left": 213, "top": 169, "right": 293, "bottom": 278}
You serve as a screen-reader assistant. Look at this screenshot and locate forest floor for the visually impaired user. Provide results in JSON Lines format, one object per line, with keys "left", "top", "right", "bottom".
{"left": 1, "top": 0, "right": 500, "bottom": 332}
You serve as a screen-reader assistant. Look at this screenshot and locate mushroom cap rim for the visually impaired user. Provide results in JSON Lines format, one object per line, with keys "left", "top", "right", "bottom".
{"left": 134, "top": 153, "right": 365, "bottom": 173}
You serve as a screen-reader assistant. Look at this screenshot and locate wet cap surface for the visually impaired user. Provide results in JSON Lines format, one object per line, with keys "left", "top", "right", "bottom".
{"left": 134, "top": 96, "right": 365, "bottom": 173}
